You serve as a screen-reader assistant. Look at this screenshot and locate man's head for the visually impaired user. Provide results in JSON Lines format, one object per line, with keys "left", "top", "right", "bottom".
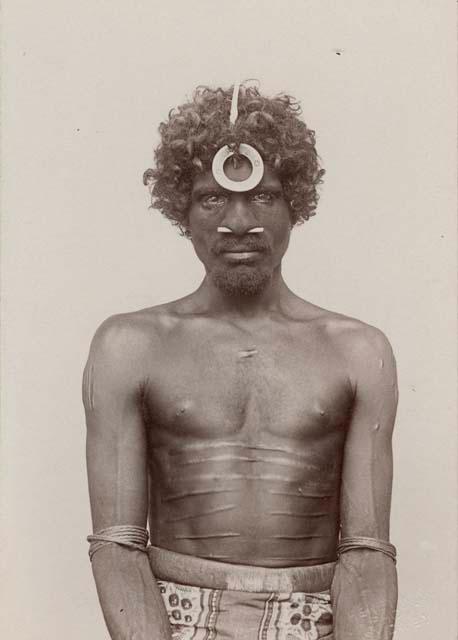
{"left": 143, "top": 83, "right": 324, "bottom": 295}
{"left": 187, "top": 158, "right": 292, "bottom": 296}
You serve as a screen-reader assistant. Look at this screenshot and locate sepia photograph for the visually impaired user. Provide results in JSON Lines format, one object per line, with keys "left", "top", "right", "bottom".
{"left": 1, "top": 2, "right": 456, "bottom": 639}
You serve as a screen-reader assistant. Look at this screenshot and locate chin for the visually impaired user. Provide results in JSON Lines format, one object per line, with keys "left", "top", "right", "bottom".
{"left": 211, "top": 265, "right": 271, "bottom": 296}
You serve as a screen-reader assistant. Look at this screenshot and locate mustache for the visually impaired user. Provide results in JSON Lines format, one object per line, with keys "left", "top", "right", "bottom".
{"left": 212, "top": 236, "right": 270, "bottom": 255}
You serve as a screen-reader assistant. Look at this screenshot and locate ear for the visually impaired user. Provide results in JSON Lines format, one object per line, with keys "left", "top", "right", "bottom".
{"left": 179, "top": 223, "right": 192, "bottom": 239}
{"left": 145, "top": 177, "right": 154, "bottom": 197}
{"left": 142, "top": 169, "right": 155, "bottom": 196}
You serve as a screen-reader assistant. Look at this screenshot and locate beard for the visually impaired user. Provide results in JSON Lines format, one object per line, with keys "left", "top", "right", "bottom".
{"left": 211, "top": 264, "right": 272, "bottom": 296}
{"left": 209, "top": 235, "right": 273, "bottom": 296}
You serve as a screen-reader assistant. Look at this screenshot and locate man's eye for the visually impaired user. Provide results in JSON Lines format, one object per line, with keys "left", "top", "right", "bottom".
{"left": 201, "top": 194, "right": 227, "bottom": 208}
{"left": 251, "top": 192, "right": 275, "bottom": 204}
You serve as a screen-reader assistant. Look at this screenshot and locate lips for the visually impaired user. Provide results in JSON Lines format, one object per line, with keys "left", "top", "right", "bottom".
{"left": 213, "top": 242, "right": 269, "bottom": 255}
{"left": 221, "top": 250, "right": 263, "bottom": 263}
{"left": 222, "top": 248, "right": 263, "bottom": 253}
{"left": 211, "top": 236, "right": 270, "bottom": 264}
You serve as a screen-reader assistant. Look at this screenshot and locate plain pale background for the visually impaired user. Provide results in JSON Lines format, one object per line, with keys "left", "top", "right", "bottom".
{"left": 1, "top": 1, "right": 456, "bottom": 638}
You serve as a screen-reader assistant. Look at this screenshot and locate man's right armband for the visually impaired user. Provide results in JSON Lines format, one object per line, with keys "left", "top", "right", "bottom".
{"left": 87, "top": 525, "right": 149, "bottom": 561}
{"left": 337, "top": 536, "right": 397, "bottom": 563}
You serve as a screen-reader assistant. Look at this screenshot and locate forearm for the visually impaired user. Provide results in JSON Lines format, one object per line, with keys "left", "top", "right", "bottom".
{"left": 92, "top": 545, "right": 172, "bottom": 640}
{"left": 331, "top": 550, "right": 397, "bottom": 640}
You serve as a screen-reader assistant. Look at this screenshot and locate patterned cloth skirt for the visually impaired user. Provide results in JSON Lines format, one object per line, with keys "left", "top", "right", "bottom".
{"left": 148, "top": 546, "right": 335, "bottom": 640}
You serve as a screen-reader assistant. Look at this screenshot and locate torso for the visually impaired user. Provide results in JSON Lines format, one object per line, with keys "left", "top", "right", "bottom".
{"left": 131, "top": 295, "right": 356, "bottom": 567}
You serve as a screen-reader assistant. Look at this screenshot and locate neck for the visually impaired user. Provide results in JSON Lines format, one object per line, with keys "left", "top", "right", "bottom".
{"left": 195, "top": 267, "right": 291, "bottom": 318}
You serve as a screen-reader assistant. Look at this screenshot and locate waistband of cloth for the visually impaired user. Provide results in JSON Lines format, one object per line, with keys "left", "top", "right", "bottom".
{"left": 147, "top": 545, "right": 336, "bottom": 593}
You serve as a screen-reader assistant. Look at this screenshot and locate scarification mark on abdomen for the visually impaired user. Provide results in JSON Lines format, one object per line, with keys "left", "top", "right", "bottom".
{"left": 270, "top": 533, "right": 334, "bottom": 540}
{"left": 168, "top": 442, "right": 323, "bottom": 462}
{"left": 165, "top": 504, "right": 237, "bottom": 522}
{"left": 172, "top": 473, "right": 305, "bottom": 483}
{"left": 177, "top": 455, "right": 261, "bottom": 466}
{"left": 162, "top": 488, "right": 237, "bottom": 502}
{"left": 255, "top": 556, "right": 334, "bottom": 563}
{"left": 269, "top": 490, "right": 334, "bottom": 499}
{"left": 173, "top": 532, "right": 242, "bottom": 540}
{"left": 268, "top": 511, "right": 329, "bottom": 518}
{"left": 176, "top": 454, "right": 305, "bottom": 469}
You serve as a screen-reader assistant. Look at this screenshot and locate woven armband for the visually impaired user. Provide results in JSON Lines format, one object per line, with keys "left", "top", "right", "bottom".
{"left": 87, "top": 525, "right": 149, "bottom": 561}
{"left": 337, "top": 536, "right": 397, "bottom": 564}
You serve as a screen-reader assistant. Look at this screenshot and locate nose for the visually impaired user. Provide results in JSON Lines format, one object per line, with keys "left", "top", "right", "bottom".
{"left": 219, "top": 195, "right": 259, "bottom": 236}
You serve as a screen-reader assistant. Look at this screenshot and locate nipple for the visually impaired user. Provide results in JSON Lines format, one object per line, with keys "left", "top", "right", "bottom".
{"left": 175, "top": 400, "right": 192, "bottom": 416}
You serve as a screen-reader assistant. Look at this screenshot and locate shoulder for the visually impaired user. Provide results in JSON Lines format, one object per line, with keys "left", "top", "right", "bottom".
{"left": 86, "top": 301, "right": 191, "bottom": 365}
{"left": 301, "top": 305, "right": 397, "bottom": 383}
{"left": 322, "top": 313, "right": 395, "bottom": 362}
{"left": 83, "top": 308, "right": 169, "bottom": 409}
{"left": 324, "top": 315, "right": 397, "bottom": 401}
{"left": 89, "top": 312, "right": 149, "bottom": 360}
{"left": 90, "top": 303, "right": 179, "bottom": 351}
{"left": 86, "top": 307, "right": 154, "bottom": 369}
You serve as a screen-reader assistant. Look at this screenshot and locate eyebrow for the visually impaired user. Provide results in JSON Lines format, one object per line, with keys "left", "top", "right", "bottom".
{"left": 192, "top": 186, "right": 226, "bottom": 198}
{"left": 191, "top": 182, "right": 283, "bottom": 198}
{"left": 251, "top": 184, "right": 284, "bottom": 194}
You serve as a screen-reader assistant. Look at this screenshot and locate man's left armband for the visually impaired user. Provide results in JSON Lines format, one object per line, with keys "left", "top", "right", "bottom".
{"left": 337, "top": 537, "right": 397, "bottom": 564}
{"left": 87, "top": 525, "right": 149, "bottom": 561}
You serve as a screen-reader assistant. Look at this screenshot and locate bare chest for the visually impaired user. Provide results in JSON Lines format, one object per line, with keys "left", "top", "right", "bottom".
{"left": 143, "top": 332, "right": 353, "bottom": 444}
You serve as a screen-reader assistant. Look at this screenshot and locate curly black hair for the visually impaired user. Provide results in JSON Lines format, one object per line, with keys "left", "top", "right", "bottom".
{"left": 143, "top": 84, "right": 324, "bottom": 234}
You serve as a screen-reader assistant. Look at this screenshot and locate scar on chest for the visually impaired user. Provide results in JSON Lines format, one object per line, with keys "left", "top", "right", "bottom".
{"left": 238, "top": 348, "right": 258, "bottom": 359}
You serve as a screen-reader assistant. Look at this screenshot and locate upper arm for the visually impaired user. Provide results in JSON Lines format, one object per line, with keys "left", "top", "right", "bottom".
{"left": 340, "top": 327, "right": 398, "bottom": 539}
{"left": 83, "top": 316, "right": 149, "bottom": 532}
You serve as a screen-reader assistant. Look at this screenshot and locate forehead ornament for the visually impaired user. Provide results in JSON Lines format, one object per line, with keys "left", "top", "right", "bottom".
{"left": 212, "top": 144, "right": 263, "bottom": 193}
{"left": 211, "top": 83, "right": 265, "bottom": 193}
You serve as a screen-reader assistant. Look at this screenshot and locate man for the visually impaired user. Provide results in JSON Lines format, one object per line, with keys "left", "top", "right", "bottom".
{"left": 83, "top": 83, "right": 398, "bottom": 640}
